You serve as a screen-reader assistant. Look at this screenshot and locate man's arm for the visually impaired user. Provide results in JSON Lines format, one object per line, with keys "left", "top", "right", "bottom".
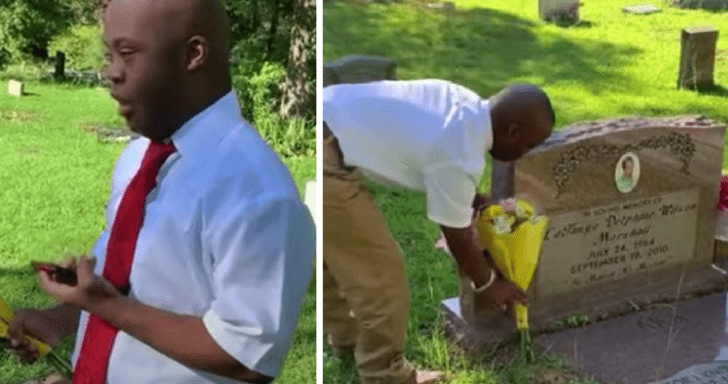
{"left": 440, "top": 223, "right": 528, "bottom": 310}
{"left": 37, "top": 257, "right": 273, "bottom": 384}
{"left": 440, "top": 224, "right": 493, "bottom": 288}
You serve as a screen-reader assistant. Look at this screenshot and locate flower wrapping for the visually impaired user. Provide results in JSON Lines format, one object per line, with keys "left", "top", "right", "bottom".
{"left": 475, "top": 198, "right": 548, "bottom": 330}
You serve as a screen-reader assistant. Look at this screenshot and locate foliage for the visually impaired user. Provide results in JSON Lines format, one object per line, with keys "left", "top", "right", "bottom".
{"left": 48, "top": 25, "right": 104, "bottom": 72}
{"left": 0, "top": 0, "right": 72, "bottom": 63}
{"left": 233, "top": 61, "right": 315, "bottom": 157}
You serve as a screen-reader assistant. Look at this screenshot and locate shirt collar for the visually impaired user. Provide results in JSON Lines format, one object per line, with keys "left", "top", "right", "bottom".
{"left": 169, "top": 90, "right": 242, "bottom": 156}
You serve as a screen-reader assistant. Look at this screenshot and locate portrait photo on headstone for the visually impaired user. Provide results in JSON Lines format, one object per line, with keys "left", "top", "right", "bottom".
{"left": 615, "top": 152, "right": 640, "bottom": 194}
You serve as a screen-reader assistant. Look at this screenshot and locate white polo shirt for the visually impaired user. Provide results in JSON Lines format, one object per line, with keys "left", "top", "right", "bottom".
{"left": 71, "top": 91, "right": 315, "bottom": 383}
{"left": 323, "top": 79, "right": 493, "bottom": 228}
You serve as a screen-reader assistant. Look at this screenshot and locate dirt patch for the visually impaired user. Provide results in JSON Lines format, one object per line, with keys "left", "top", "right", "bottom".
{"left": 534, "top": 369, "right": 579, "bottom": 384}
{"left": 80, "top": 123, "right": 136, "bottom": 143}
{"left": 0, "top": 109, "right": 41, "bottom": 123}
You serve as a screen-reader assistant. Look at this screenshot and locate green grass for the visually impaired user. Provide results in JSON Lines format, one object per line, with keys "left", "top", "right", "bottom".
{"left": 323, "top": 0, "right": 728, "bottom": 382}
{"left": 0, "top": 81, "right": 315, "bottom": 383}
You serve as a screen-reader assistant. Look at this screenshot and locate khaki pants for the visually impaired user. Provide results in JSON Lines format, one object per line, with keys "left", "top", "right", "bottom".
{"left": 323, "top": 124, "right": 415, "bottom": 384}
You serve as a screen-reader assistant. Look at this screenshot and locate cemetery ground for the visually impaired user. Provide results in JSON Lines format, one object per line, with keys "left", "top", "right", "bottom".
{"left": 323, "top": 0, "right": 728, "bottom": 383}
{"left": 0, "top": 81, "right": 315, "bottom": 383}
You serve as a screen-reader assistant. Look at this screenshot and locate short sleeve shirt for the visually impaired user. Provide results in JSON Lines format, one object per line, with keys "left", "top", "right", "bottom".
{"left": 323, "top": 79, "right": 493, "bottom": 228}
{"left": 70, "top": 91, "right": 315, "bottom": 383}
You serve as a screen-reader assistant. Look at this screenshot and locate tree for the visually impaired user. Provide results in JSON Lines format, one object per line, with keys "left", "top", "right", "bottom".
{"left": 278, "top": 0, "right": 315, "bottom": 118}
{"left": 0, "top": 0, "right": 72, "bottom": 61}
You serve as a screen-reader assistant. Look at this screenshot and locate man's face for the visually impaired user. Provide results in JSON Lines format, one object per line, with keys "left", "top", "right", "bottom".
{"left": 103, "top": 0, "right": 185, "bottom": 141}
{"left": 623, "top": 159, "right": 634, "bottom": 177}
{"left": 490, "top": 109, "right": 553, "bottom": 162}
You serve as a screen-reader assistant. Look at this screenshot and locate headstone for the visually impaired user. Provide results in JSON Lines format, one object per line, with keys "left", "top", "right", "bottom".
{"left": 54, "top": 51, "right": 65, "bottom": 78}
{"left": 536, "top": 293, "right": 728, "bottom": 384}
{"left": 442, "top": 116, "right": 728, "bottom": 349}
{"left": 622, "top": 4, "right": 662, "bottom": 14}
{"left": 8, "top": 80, "right": 23, "bottom": 97}
{"left": 305, "top": 180, "right": 318, "bottom": 227}
{"left": 675, "top": 0, "right": 728, "bottom": 10}
{"left": 322, "top": 55, "right": 396, "bottom": 87}
{"left": 539, "top": 0, "right": 580, "bottom": 23}
{"left": 678, "top": 27, "right": 719, "bottom": 90}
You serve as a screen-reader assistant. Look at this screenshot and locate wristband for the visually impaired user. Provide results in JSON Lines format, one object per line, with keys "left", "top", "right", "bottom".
{"left": 471, "top": 269, "right": 497, "bottom": 293}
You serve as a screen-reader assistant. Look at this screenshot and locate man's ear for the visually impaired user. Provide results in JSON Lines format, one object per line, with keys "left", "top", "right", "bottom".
{"left": 186, "top": 36, "right": 208, "bottom": 72}
{"left": 506, "top": 122, "right": 522, "bottom": 143}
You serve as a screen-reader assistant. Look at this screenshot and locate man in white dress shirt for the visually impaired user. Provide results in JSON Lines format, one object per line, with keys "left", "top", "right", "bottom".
{"left": 323, "top": 79, "right": 554, "bottom": 384}
{"left": 7, "top": 0, "right": 314, "bottom": 383}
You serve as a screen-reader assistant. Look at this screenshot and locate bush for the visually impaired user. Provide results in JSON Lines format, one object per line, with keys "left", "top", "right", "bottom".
{"left": 0, "top": 0, "right": 72, "bottom": 62}
{"left": 233, "top": 61, "right": 314, "bottom": 158}
{"left": 48, "top": 24, "right": 104, "bottom": 72}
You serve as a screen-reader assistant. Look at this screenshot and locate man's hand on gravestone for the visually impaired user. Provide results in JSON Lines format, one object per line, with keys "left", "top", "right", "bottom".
{"left": 476, "top": 274, "right": 528, "bottom": 311}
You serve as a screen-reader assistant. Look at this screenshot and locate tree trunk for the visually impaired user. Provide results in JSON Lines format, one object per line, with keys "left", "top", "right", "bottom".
{"left": 278, "top": 0, "right": 314, "bottom": 118}
{"left": 266, "top": 0, "right": 280, "bottom": 59}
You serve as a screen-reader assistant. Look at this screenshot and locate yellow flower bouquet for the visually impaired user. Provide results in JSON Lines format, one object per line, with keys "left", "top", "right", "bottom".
{"left": 475, "top": 197, "right": 548, "bottom": 361}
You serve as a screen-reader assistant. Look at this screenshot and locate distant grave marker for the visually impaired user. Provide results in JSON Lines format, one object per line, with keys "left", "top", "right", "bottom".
{"left": 55, "top": 51, "right": 65, "bottom": 78}
{"left": 8, "top": 80, "right": 23, "bottom": 97}
{"left": 539, "top": 0, "right": 581, "bottom": 23}
{"left": 678, "top": 27, "right": 719, "bottom": 90}
{"left": 323, "top": 55, "right": 396, "bottom": 87}
{"left": 623, "top": 4, "right": 662, "bottom": 14}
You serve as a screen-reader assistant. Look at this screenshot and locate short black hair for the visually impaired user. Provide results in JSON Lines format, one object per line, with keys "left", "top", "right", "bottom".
{"left": 622, "top": 156, "right": 634, "bottom": 170}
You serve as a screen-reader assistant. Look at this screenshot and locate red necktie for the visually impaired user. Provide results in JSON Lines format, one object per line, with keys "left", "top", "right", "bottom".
{"left": 73, "top": 140, "right": 176, "bottom": 384}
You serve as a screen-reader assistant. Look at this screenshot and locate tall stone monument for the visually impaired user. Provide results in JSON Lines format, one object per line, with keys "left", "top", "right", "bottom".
{"left": 678, "top": 27, "right": 719, "bottom": 90}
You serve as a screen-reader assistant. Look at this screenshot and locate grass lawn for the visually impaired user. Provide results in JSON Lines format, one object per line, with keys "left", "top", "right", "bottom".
{"left": 0, "top": 82, "right": 315, "bottom": 384}
{"left": 323, "top": 0, "right": 728, "bottom": 383}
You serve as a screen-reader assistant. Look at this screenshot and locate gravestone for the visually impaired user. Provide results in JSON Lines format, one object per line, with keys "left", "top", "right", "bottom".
{"left": 8, "top": 80, "right": 23, "bottom": 97}
{"left": 539, "top": 0, "right": 580, "bottom": 23}
{"left": 675, "top": 0, "right": 728, "bottom": 10}
{"left": 678, "top": 27, "right": 719, "bottom": 90}
{"left": 55, "top": 51, "right": 65, "bottom": 78}
{"left": 323, "top": 55, "right": 396, "bottom": 87}
{"left": 442, "top": 116, "right": 728, "bottom": 350}
{"left": 623, "top": 4, "right": 662, "bottom": 14}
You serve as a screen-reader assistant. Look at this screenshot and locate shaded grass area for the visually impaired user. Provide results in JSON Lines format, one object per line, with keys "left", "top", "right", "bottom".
{"left": 323, "top": 0, "right": 728, "bottom": 382}
{"left": 0, "top": 82, "right": 315, "bottom": 383}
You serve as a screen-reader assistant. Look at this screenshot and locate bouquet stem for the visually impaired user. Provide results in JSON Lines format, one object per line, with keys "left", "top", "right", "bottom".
{"left": 515, "top": 304, "right": 535, "bottom": 363}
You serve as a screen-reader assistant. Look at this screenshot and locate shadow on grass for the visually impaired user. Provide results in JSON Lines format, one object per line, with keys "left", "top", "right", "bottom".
{"left": 324, "top": 2, "right": 643, "bottom": 96}
{"left": 697, "top": 84, "right": 728, "bottom": 97}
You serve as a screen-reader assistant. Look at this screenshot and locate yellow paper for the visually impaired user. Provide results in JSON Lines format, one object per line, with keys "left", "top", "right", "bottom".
{"left": 476, "top": 203, "right": 548, "bottom": 330}
{"left": 0, "top": 295, "right": 51, "bottom": 356}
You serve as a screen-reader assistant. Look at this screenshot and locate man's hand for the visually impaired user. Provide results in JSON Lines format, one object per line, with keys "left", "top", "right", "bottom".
{"left": 38, "top": 256, "right": 122, "bottom": 314}
{"left": 474, "top": 274, "right": 528, "bottom": 317}
{"left": 472, "top": 193, "right": 492, "bottom": 219}
{"left": 7, "top": 305, "right": 80, "bottom": 363}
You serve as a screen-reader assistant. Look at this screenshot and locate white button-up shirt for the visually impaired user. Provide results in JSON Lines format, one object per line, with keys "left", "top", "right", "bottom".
{"left": 323, "top": 79, "right": 493, "bottom": 228}
{"left": 70, "top": 91, "right": 315, "bottom": 383}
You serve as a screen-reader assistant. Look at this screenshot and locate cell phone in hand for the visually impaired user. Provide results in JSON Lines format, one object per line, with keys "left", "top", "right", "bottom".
{"left": 30, "top": 261, "right": 77, "bottom": 286}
